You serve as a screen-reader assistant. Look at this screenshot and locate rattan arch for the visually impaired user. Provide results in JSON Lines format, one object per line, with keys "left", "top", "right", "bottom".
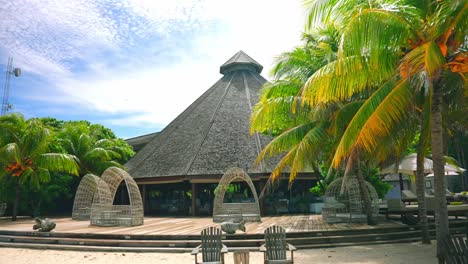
{"left": 322, "top": 176, "right": 379, "bottom": 223}
{"left": 72, "top": 174, "right": 112, "bottom": 220}
{"left": 212, "top": 167, "right": 261, "bottom": 222}
{"left": 90, "top": 167, "right": 144, "bottom": 226}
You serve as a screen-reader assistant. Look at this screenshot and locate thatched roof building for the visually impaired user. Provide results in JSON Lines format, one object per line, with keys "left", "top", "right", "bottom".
{"left": 125, "top": 51, "right": 285, "bottom": 182}
{"left": 125, "top": 51, "right": 317, "bottom": 216}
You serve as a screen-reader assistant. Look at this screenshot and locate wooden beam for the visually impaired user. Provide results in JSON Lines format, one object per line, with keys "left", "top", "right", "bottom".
{"left": 141, "top": 185, "right": 147, "bottom": 215}
{"left": 191, "top": 183, "right": 197, "bottom": 216}
{"left": 258, "top": 180, "right": 265, "bottom": 216}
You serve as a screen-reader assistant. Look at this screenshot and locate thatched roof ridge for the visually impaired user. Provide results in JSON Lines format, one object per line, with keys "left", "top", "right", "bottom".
{"left": 125, "top": 51, "right": 280, "bottom": 179}
{"left": 220, "top": 50, "right": 263, "bottom": 75}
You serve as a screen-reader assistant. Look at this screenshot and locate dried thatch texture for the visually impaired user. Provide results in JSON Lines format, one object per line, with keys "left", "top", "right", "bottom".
{"left": 213, "top": 168, "right": 261, "bottom": 222}
{"left": 72, "top": 174, "right": 112, "bottom": 220}
{"left": 125, "top": 51, "right": 281, "bottom": 180}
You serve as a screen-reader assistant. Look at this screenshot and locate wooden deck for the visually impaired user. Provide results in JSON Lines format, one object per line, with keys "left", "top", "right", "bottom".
{"left": 0, "top": 215, "right": 402, "bottom": 235}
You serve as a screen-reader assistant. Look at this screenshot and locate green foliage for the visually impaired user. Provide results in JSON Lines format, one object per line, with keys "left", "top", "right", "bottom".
{"left": 1, "top": 113, "right": 135, "bottom": 217}
{"left": 56, "top": 121, "right": 134, "bottom": 176}
{"left": 214, "top": 184, "right": 236, "bottom": 195}
{"left": 309, "top": 181, "right": 327, "bottom": 196}
{"left": 365, "top": 173, "right": 391, "bottom": 199}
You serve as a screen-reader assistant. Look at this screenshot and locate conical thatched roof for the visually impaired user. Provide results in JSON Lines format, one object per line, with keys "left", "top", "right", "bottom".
{"left": 125, "top": 51, "right": 280, "bottom": 180}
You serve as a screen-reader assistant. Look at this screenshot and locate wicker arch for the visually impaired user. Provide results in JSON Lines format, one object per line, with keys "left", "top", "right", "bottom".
{"left": 212, "top": 167, "right": 261, "bottom": 222}
{"left": 72, "top": 174, "right": 112, "bottom": 220}
{"left": 322, "top": 176, "right": 379, "bottom": 223}
{"left": 90, "top": 167, "right": 144, "bottom": 226}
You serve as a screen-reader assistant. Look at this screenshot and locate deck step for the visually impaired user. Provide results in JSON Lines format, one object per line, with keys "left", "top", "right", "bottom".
{"left": 0, "top": 220, "right": 465, "bottom": 252}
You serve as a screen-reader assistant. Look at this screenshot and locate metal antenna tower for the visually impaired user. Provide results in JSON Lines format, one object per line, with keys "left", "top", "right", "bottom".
{"left": 1, "top": 57, "right": 21, "bottom": 116}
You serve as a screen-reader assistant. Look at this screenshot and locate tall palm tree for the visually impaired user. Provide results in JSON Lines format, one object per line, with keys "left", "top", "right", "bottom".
{"left": 0, "top": 113, "right": 79, "bottom": 220}
{"left": 303, "top": 0, "right": 467, "bottom": 261}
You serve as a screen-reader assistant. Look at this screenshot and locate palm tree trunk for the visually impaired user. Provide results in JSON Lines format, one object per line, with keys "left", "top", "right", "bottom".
{"left": 431, "top": 80, "right": 449, "bottom": 263}
{"left": 12, "top": 180, "right": 20, "bottom": 221}
{"left": 355, "top": 158, "right": 376, "bottom": 225}
{"left": 416, "top": 150, "right": 430, "bottom": 244}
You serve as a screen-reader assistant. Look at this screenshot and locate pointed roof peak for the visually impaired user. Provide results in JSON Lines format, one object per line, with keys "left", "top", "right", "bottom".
{"left": 220, "top": 50, "right": 263, "bottom": 75}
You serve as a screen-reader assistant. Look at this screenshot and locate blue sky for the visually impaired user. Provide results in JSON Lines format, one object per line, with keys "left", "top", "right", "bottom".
{"left": 0, "top": 0, "right": 304, "bottom": 139}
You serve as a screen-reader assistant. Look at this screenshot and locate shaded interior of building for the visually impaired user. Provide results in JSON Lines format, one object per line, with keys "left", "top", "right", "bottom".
{"left": 138, "top": 178, "right": 317, "bottom": 216}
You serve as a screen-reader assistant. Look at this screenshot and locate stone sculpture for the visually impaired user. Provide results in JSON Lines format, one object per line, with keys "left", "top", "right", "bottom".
{"left": 220, "top": 219, "right": 246, "bottom": 234}
{"left": 33, "top": 217, "right": 56, "bottom": 232}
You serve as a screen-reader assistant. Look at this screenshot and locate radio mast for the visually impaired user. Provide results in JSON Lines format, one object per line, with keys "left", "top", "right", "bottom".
{"left": 1, "top": 57, "right": 21, "bottom": 116}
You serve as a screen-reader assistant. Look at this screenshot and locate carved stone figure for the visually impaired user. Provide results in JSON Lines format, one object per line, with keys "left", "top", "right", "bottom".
{"left": 33, "top": 217, "right": 56, "bottom": 232}
{"left": 220, "top": 219, "right": 246, "bottom": 234}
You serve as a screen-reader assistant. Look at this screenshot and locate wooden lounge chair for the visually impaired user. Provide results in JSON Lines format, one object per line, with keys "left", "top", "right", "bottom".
{"left": 385, "top": 199, "right": 420, "bottom": 225}
{"left": 191, "top": 226, "right": 228, "bottom": 264}
{"left": 260, "top": 225, "right": 296, "bottom": 264}
{"left": 426, "top": 197, "right": 468, "bottom": 218}
{"left": 401, "top": 190, "right": 418, "bottom": 204}
{"left": 441, "top": 234, "right": 467, "bottom": 264}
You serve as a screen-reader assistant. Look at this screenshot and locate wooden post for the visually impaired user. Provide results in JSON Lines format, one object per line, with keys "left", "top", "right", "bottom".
{"left": 191, "top": 183, "right": 197, "bottom": 216}
{"left": 399, "top": 173, "right": 404, "bottom": 197}
{"left": 258, "top": 180, "right": 265, "bottom": 216}
{"left": 141, "top": 185, "right": 147, "bottom": 215}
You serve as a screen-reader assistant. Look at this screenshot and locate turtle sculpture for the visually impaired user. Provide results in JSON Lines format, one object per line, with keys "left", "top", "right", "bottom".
{"left": 33, "top": 217, "right": 56, "bottom": 232}
{"left": 220, "top": 219, "right": 246, "bottom": 234}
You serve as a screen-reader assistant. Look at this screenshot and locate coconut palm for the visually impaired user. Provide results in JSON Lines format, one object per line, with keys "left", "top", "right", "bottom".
{"left": 251, "top": 28, "right": 340, "bottom": 185}
{"left": 303, "top": 0, "right": 467, "bottom": 261}
{"left": 58, "top": 122, "right": 123, "bottom": 177}
{"left": 0, "top": 113, "right": 79, "bottom": 220}
{"left": 252, "top": 30, "right": 383, "bottom": 225}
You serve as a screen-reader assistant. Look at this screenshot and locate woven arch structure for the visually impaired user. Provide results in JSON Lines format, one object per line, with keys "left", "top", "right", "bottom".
{"left": 72, "top": 174, "right": 112, "bottom": 220}
{"left": 213, "top": 167, "right": 261, "bottom": 222}
{"left": 322, "top": 176, "right": 379, "bottom": 223}
{"left": 72, "top": 167, "right": 144, "bottom": 226}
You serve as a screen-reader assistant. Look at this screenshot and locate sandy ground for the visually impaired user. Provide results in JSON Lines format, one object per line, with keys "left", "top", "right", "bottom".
{"left": 0, "top": 242, "right": 437, "bottom": 264}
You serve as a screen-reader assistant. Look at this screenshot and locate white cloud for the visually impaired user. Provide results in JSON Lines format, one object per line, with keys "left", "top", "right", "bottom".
{"left": 0, "top": 0, "right": 305, "bottom": 137}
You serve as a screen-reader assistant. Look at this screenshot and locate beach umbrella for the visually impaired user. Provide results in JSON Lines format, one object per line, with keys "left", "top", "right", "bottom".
{"left": 426, "top": 171, "right": 459, "bottom": 177}
{"left": 380, "top": 154, "right": 465, "bottom": 175}
{"left": 426, "top": 165, "right": 465, "bottom": 177}
{"left": 379, "top": 154, "right": 465, "bottom": 194}
{"left": 379, "top": 154, "right": 433, "bottom": 175}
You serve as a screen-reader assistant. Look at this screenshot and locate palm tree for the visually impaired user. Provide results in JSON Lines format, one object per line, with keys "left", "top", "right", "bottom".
{"left": 251, "top": 28, "right": 381, "bottom": 224}
{"left": 251, "top": 28, "right": 339, "bottom": 186}
{"left": 303, "top": 0, "right": 467, "bottom": 261}
{"left": 58, "top": 122, "right": 122, "bottom": 177}
{"left": 0, "top": 113, "right": 79, "bottom": 220}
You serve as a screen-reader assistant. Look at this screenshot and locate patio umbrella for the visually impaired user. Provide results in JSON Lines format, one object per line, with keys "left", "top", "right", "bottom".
{"left": 379, "top": 154, "right": 433, "bottom": 175}
{"left": 379, "top": 154, "right": 465, "bottom": 194}
{"left": 379, "top": 154, "right": 465, "bottom": 175}
{"left": 426, "top": 165, "right": 465, "bottom": 177}
{"left": 426, "top": 171, "right": 459, "bottom": 177}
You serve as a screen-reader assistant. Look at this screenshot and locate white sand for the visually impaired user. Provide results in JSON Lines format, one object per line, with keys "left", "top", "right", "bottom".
{"left": 0, "top": 242, "right": 438, "bottom": 264}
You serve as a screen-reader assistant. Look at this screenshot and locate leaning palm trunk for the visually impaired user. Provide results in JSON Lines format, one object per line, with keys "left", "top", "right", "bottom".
{"left": 416, "top": 147, "right": 430, "bottom": 244}
{"left": 355, "top": 158, "right": 376, "bottom": 225}
{"left": 431, "top": 80, "right": 449, "bottom": 263}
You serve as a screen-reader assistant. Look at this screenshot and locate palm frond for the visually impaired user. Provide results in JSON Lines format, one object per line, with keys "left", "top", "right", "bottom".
{"left": 0, "top": 143, "right": 20, "bottom": 164}
{"left": 332, "top": 78, "right": 413, "bottom": 167}
{"left": 36, "top": 153, "right": 79, "bottom": 176}
{"left": 255, "top": 123, "right": 315, "bottom": 163}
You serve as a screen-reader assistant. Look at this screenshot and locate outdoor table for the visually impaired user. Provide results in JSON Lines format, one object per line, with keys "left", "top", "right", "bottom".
{"left": 232, "top": 249, "right": 250, "bottom": 264}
